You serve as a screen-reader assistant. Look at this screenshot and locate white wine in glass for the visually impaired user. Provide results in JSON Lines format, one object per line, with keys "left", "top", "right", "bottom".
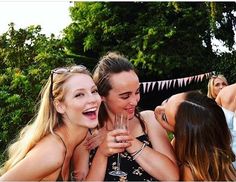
{"left": 109, "top": 114, "right": 128, "bottom": 177}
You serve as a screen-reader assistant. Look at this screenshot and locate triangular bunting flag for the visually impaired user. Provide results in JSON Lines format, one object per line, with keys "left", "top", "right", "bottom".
{"left": 146, "top": 82, "right": 152, "bottom": 93}
{"left": 168, "top": 79, "right": 172, "bottom": 89}
{"left": 142, "top": 82, "right": 147, "bottom": 94}
{"left": 199, "top": 74, "right": 204, "bottom": 82}
{"left": 177, "top": 78, "right": 183, "bottom": 87}
{"left": 157, "top": 81, "right": 162, "bottom": 91}
{"left": 173, "top": 79, "right": 176, "bottom": 88}
{"left": 140, "top": 71, "right": 215, "bottom": 93}
{"left": 151, "top": 82, "right": 156, "bottom": 91}
{"left": 183, "top": 77, "right": 189, "bottom": 86}
{"left": 161, "top": 81, "right": 166, "bottom": 90}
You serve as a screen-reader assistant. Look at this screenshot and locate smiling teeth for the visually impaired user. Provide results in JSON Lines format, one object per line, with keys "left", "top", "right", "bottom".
{"left": 85, "top": 108, "right": 96, "bottom": 112}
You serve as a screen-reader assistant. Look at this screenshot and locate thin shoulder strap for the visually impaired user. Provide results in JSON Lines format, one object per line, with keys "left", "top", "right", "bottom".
{"left": 54, "top": 132, "right": 67, "bottom": 181}
{"left": 54, "top": 132, "right": 67, "bottom": 152}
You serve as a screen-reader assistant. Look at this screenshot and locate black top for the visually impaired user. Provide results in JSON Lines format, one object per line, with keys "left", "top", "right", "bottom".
{"left": 89, "top": 134, "right": 158, "bottom": 181}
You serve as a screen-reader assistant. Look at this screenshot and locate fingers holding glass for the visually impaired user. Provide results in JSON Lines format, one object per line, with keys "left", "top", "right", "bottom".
{"left": 109, "top": 114, "right": 129, "bottom": 177}
{"left": 99, "top": 129, "right": 131, "bottom": 157}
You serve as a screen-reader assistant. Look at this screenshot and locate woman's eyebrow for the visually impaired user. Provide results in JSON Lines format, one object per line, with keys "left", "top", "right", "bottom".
{"left": 119, "top": 92, "right": 130, "bottom": 96}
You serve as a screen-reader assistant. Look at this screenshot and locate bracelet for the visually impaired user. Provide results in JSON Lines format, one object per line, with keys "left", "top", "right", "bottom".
{"left": 131, "top": 142, "right": 147, "bottom": 160}
{"left": 129, "top": 144, "right": 143, "bottom": 156}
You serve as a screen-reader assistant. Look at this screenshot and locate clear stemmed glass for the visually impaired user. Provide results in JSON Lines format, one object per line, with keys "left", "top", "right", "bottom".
{"left": 109, "top": 114, "right": 128, "bottom": 177}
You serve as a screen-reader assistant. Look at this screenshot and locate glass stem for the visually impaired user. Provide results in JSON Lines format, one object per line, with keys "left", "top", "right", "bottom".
{"left": 117, "top": 153, "right": 121, "bottom": 170}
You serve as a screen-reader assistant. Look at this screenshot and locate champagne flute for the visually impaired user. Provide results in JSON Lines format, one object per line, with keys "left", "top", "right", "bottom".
{"left": 109, "top": 114, "right": 128, "bottom": 177}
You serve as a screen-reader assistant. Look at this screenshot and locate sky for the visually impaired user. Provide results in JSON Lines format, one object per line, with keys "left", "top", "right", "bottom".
{"left": 0, "top": 0, "right": 73, "bottom": 37}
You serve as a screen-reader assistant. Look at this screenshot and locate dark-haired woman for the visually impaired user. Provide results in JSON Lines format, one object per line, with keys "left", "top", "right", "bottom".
{"left": 155, "top": 91, "right": 236, "bottom": 180}
{"left": 72, "top": 52, "right": 179, "bottom": 181}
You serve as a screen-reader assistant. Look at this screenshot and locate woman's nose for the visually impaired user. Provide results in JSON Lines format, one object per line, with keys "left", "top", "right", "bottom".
{"left": 219, "top": 84, "right": 224, "bottom": 89}
{"left": 88, "top": 93, "right": 98, "bottom": 103}
{"left": 129, "top": 96, "right": 139, "bottom": 106}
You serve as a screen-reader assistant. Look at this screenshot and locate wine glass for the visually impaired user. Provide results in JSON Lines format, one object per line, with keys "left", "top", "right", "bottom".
{"left": 109, "top": 114, "right": 128, "bottom": 177}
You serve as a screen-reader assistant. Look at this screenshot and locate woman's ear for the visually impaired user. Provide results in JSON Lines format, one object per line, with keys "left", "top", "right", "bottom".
{"left": 154, "top": 106, "right": 174, "bottom": 132}
{"left": 54, "top": 100, "right": 65, "bottom": 114}
{"left": 101, "top": 96, "right": 106, "bottom": 102}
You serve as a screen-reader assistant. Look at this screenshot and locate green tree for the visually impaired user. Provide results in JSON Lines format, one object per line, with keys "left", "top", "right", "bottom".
{"left": 0, "top": 23, "right": 73, "bottom": 162}
{"left": 63, "top": 2, "right": 236, "bottom": 81}
{"left": 214, "top": 51, "right": 236, "bottom": 84}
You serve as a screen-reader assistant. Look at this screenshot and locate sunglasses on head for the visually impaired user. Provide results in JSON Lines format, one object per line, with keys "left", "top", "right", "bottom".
{"left": 49, "top": 65, "right": 87, "bottom": 100}
{"left": 211, "top": 75, "right": 218, "bottom": 79}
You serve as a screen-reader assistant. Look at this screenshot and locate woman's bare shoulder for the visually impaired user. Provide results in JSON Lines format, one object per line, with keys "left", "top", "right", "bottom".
{"left": 140, "top": 110, "right": 155, "bottom": 121}
{"left": 28, "top": 134, "right": 67, "bottom": 167}
{"left": 140, "top": 110, "right": 162, "bottom": 129}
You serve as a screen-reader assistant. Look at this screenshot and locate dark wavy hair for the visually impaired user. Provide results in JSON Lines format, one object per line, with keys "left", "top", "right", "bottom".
{"left": 174, "top": 91, "right": 236, "bottom": 180}
{"left": 93, "top": 51, "right": 145, "bottom": 132}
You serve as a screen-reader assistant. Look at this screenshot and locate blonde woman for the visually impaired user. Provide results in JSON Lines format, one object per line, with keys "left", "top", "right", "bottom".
{"left": 207, "top": 74, "right": 228, "bottom": 100}
{"left": 0, "top": 65, "right": 101, "bottom": 181}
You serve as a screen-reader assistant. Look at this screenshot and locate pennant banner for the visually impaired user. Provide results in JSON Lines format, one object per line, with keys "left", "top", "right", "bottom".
{"left": 140, "top": 71, "right": 214, "bottom": 93}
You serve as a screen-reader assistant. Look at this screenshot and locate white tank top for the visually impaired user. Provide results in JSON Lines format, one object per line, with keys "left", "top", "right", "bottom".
{"left": 222, "top": 107, "right": 236, "bottom": 168}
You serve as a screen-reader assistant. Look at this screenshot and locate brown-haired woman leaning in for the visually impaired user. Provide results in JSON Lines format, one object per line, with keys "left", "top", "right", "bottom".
{"left": 155, "top": 91, "right": 236, "bottom": 180}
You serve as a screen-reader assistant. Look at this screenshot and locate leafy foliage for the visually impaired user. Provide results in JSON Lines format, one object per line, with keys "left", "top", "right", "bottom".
{"left": 63, "top": 2, "right": 236, "bottom": 82}
{"left": 0, "top": 23, "right": 73, "bottom": 162}
{"left": 213, "top": 2, "right": 236, "bottom": 50}
{"left": 214, "top": 51, "right": 236, "bottom": 84}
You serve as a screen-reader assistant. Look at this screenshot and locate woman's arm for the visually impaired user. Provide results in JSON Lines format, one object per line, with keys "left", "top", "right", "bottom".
{"left": 215, "top": 92, "right": 222, "bottom": 106}
{"left": 72, "top": 139, "right": 90, "bottom": 181}
{"left": 126, "top": 110, "right": 179, "bottom": 181}
{"left": 0, "top": 135, "right": 65, "bottom": 181}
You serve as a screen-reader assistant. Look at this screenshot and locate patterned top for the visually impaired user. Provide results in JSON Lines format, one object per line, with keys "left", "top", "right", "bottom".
{"left": 89, "top": 134, "right": 158, "bottom": 181}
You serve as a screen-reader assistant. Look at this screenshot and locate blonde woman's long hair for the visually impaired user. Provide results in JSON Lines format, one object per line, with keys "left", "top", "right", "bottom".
{"left": 207, "top": 74, "right": 228, "bottom": 99}
{"left": 0, "top": 65, "right": 90, "bottom": 175}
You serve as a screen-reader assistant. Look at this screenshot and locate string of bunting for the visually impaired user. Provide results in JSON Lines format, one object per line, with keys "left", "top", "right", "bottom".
{"left": 140, "top": 71, "right": 215, "bottom": 94}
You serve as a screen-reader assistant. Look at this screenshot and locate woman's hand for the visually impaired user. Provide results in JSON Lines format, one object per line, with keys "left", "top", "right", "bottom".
{"left": 97, "top": 129, "right": 133, "bottom": 157}
{"left": 84, "top": 129, "right": 106, "bottom": 150}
